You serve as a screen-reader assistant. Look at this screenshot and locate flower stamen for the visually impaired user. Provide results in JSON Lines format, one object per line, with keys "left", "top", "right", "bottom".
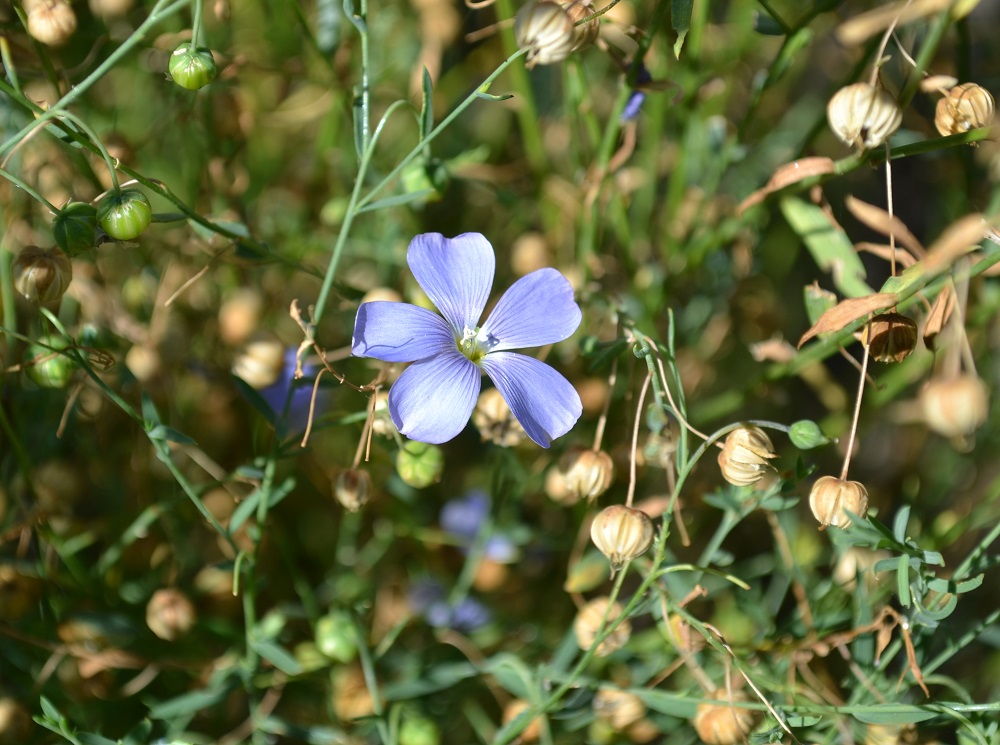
{"left": 458, "top": 326, "right": 498, "bottom": 363}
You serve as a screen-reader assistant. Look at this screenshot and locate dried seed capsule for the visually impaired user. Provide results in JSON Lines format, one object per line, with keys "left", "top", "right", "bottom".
{"left": 334, "top": 469, "right": 371, "bottom": 512}
{"left": 935, "top": 83, "right": 995, "bottom": 136}
{"left": 168, "top": 43, "right": 219, "bottom": 90}
{"left": 861, "top": 312, "right": 918, "bottom": 363}
{"left": 514, "top": 0, "right": 576, "bottom": 68}
{"left": 809, "top": 475, "right": 869, "bottom": 529}
{"left": 590, "top": 505, "right": 654, "bottom": 572}
{"left": 146, "top": 588, "right": 196, "bottom": 640}
{"left": 97, "top": 188, "right": 152, "bottom": 241}
{"left": 558, "top": 446, "right": 614, "bottom": 503}
{"left": 593, "top": 688, "right": 646, "bottom": 730}
{"left": 827, "top": 82, "right": 902, "bottom": 149}
{"left": 920, "top": 375, "right": 989, "bottom": 438}
{"left": 473, "top": 387, "right": 526, "bottom": 447}
{"left": 717, "top": 426, "right": 776, "bottom": 486}
{"left": 573, "top": 596, "right": 630, "bottom": 656}
{"left": 563, "top": 0, "right": 600, "bottom": 52}
{"left": 12, "top": 245, "right": 72, "bottom": 304}
{"left": 232, "top": 334, "right": 285, "bottom": 389}
{"left": 692, "top": 690, "right": 760, "bottom": 745}
{"left": 502, "top": 700, "right": 542, "bottom": 742}
{"left": 25, "top": 0, "right": 77, "bottom": 46}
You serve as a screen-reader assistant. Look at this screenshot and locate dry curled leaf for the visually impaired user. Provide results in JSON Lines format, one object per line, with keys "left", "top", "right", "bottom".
{"left": 835, "top": 0, "right": 951, "bottom": 45}
{"left": 738, "top": 157, "right": 835, "bottom": 214}
{"left": 923, "top": 285, "right": 956, "bottom": 348}
{"left": 845, "top": 196, "right": 925, "bottom": 257}
{"left": 855, "top": 242, "right": 918, "bottom": 269}
{"left": 922, "top": 214, "right": 987, "bottom": 274}
{"left": 921, "top": 74, "right": 959, "bottom": 93}
{"left": 798, "top": 293, "right": 899, "bottom": 347}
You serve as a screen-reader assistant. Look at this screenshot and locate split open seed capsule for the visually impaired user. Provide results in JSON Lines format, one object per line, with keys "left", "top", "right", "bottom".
{"left": 717, "top": 426, "right": 776, "bottom": 486}
{"left": 809, "top": 475, "right": 869, "bottom": 529}
{"left": 935, "top": 82, "right": 995, "bottom": 136}
{"left": 861, "top": 312, "right": 917, "bottom": 363}
{"left": 827, "top": 82, "right": 902, "bottom": 150}
{"left": 12, "top": 245, "right": 72, "bottom": 304}
{"left": 573, "top": 596, "right": 630, "bottom": 656}
{"left": 920, "top": 375, "right": 989, "bottom": 438}
{"left": 514, "top": 0, "right": 577, "bottom": 68}
{"left": 590, "top": 504, "right": 654, "bottom": 572}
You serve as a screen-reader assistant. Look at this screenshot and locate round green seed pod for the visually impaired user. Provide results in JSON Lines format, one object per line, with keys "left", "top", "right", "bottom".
{"left": 315, "top": 611, "right": 357, "bottom": 663}
{"left": 396, "top": 441, "right": 444, "bottom": 489}
{"left": 168, "top": 43, "right": 218, "bottom": 90}
{"left": 24, "top": 335, "right": 75, "bottom": 389}
{"left": 53, "top": 202, "right": 97, "bottom": 256}
{"left": 97, "top": 188, "right": 151, "bottom": 240}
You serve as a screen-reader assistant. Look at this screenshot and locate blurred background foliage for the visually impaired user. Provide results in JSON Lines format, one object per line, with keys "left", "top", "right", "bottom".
{"left": 1, "top": 0, "right": 999, "bottom": 743}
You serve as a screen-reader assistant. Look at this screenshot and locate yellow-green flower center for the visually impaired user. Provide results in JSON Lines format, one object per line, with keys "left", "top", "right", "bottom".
{"left": 458, "top": 326, "right": 496, "bottom": 364}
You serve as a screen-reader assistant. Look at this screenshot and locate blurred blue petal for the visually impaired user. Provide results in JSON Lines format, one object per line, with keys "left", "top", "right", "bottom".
{"left": 408, "top": 232, "right": 494, "bottom": 334}
{"left": 352, "top": 301, "right": 454, "bottom": 362}
{"left": 257, "top": 348, "right": 328, "bottom": 435}
{"left": 449, "top": 597, "right": 492, "bottom": 632}
{"left": 440, "top": 490, "right": 490, "bottom": 540}
{"left": 482, "top": 268, "right": 581, "bottom": 351}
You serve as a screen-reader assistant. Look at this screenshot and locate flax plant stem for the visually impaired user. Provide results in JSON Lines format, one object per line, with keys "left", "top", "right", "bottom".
{"left": 840, "top": 337, "right": 871, "bottom": 481}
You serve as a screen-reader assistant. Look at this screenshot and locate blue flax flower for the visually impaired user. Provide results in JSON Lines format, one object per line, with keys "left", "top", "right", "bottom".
{"left": 352, "top": 233, "right": 582, "bottom": 447}
{"left": 440, "top": 490, "right": 516, "bottom": 563}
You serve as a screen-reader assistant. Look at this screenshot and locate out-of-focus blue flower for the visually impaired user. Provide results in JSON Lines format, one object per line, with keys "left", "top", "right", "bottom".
{"left": 440, "top": 490, "right": 516, "bottom": 563}
{"left": 256, "top": 348, "right": 327, "bottom": 435}
{"left": 621, "top": 64, "right": 653, "bottom": 122}
{"left": 351, "top": 233, "right": 582, "bottom": 448}
{"left": 408, "top": 578, "right": 492, "bottom": 633}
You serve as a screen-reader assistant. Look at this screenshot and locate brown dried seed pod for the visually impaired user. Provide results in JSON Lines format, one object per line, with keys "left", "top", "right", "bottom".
{"left": 473, "top": 387, "right": 526, "bottom": 447}
{"left": 717, "top": 426, "right": 776, "bottom": 486}
{"left": 502, "top": 700, "right": 542, "bottom": 742}
{"left": 590, "top": 505, "right": 654, "bottom": 572}
{"left": 12, "top": 245, "right": 72, "bottom": 304}
{"left": 809, "top": 475, "right": 869, "bottom": 529}
{"left": 558, "top": 446, "right": 615, "bottom": 503}
{"left": 593, "top": 688, "right": 646, "bottom": 730}
{"left": 231, "top": 334, "right": 285, "bottom": 389}
{"left": 514, "top": 0, "right": 576, "bottom": 68}
{"left": 562, "top": 0, "right": 600, "bottom": 52}
{"left": 920, "top": 375, "right": 989, "bottom": 438}
{"left": 334, "top": 469, "right": 371, "bottom": 512}
{"left": 573, "top": 597, "right": 630, "bottom": 656}
{"left": 827, "top": 82, "right": 902, "bottom": 149}
{"left": 692, "top": 690, "right": 760, "bottom": 745}
{"left": 935, "top": 83, "right": 995, "bottom": 136}
{"left": 25, "top": 0, "right": 77, "bottom": 46}
{"left": 146, "top": 588, "right": 197, "bottom": 641}
{"left": 861, "top": 312, "right": 918, "bottom": 363}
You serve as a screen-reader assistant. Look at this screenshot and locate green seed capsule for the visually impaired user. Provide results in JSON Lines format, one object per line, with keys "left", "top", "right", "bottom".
{"left": 315, "top": 611, "right": 357, "bottom": 663}
{"left": 97, "top": 188, "right": 151, "bottom": 241}
{"left": 24, "top": 335, "right": 75, "bottom": 389}
{"left": 53, "top": 202, "right": 97, "bottom": 256}
{"left": 168, "top": 43, "right": 218, "bottom": 90}
{"left": 395, "top": 441, "right": 444, "bottom": 489}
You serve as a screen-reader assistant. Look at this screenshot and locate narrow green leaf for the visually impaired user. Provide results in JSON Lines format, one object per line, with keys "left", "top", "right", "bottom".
{"left": 420, "top": 67, "right": 433, "bottom": 141}
{"left": 753, "top": 10, "right": 785, "bottom": 35}
{"left": 251, "top": 638, "right": 303, "bottom": 676}
{"left": 141, "top": 392, "right": 160, "bottom": 427}
{"left": 474, "top": 89, "right": 513, "bottom": 102}
{"left": 148, "top": 685, "right": 231, "bottom": 719}
{"left": 897, "top": 554, "right": 911, "bottom": 607}
{"left": 229, "top": 477, "right": 295, "bottom": 533}
{"left": 851, "top": 705, "right": 938, "bottom": 725}
{"left": 671, "top": 0, "right": 693, "bottom": 58}
{"left": 146, "top": 424, "right": 196, "bottom": 445}
{"left": 39, "top": 696, "right": 62, "bottom": 722}
{"left": 80, "top": 734, "right": 118, "bottom": 745}
{"left": 356, "top": 190, "right": 435, "bottom": 214}
{"left": 233, "top": 375, "right": 279, "bottom": 428}
{"left": 893, "top": 505, "right": 910, "bottom": 543}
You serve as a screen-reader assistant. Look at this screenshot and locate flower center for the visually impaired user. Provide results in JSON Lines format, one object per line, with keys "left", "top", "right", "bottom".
{"left": 458, "top": 326, "right": 498, "bottom": 363}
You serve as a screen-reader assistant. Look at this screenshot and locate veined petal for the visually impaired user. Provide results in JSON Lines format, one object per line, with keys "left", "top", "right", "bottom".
{"left": 353, "top": 301, "right": 455, "bottom": 362}
{"left": 408, "top": 233, "right": 494, "bottom": 334}
{"left": 480, "top": 352, "right": 581, "bottom": 448}
{"left": 481, "top": 268, "right": 581, "bottom": 351}
{"left": 389, "top": 351, "right": 482, "bottom": 444}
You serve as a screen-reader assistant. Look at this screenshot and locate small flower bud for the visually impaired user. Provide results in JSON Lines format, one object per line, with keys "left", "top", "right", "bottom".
{"left": 502, "top": 700, "right": 542, "bottom": 742}
{"left": 396, "top": 441, "right": 444, "bottom": 489}
{"left": 920, "top": 375, "right": 989, "bottom": 438}
{"left": 334, "top": 469, "right": 371, "bottom": 512}
{"left": 788, "top": 419, "right": 830, "bottom": 450}
{"left": 827, "top": 82, "right": 902, "bottom": 149}
{"left": 809, "top": 475, "right": 869, "bottom": 529}
{"left": 717, "top": 426, "right": 776, "bottom": 486}
{"left": 590, "top": 505, "right": 654, "bottom": 573}
{"left": 97, "top": 188, "right": 152, "bottom": 241}
{"left": 692, "top": 690, "right": 760, "bottom": 745}
{"left": 12, "top": 245, "right": 72, "bottom": 304}
{"left": 935, "top": 83, "right": 994, "bottom": 136}
{"left": 558, "top": 446, "right": 615, "bottom": 503}
{"left": 146, "top": 588, "right": 196, "bottom": 640}
{"left": 315, "top": 611, "right": 358, "bottom": 663}
{"left": 168, "top": 43, "right": 219, "bottom": 90}
{"left": 593, "top": 688, "right": 646, "bottom": 731}
{"left": 514, "top": 0, "right": 576, "bottom": 68}
{"left": 473, "top": 388, "right": 526, "bottom": 447}
{"left": 25, "top": 0, "right": 77, "bottom": 46}
{"left": 52, "top": 202, "right": 97, "bottom": 256}
{"left": 574, "top": 597, "right": 630, "bottom": 657}
{"left": 24, "top": 335, "right": 75, "bottom": 389}
{"left": 232, "top": 334, "right": 285, "bottom": 389}
{"left": 861, "top": 312, "right": 918, "bottom": 363}
{"left": 399, "top": 715, "right": 441, "bottom": 745}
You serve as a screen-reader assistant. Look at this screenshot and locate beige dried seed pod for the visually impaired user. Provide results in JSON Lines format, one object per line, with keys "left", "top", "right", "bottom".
{"left": 717, "top": 426, "right": 776, "bottom": 486}
{"left": 574, "top": 597, "right": 630, "bottom": 656}
{"left": 935, "top": 83, "right": 995, "bottom": 136}
{"left": 502, "top": 700, "right": 542, "bottom": 742}
{"left": 25, "top": 0, "right": 77, "bottom": 46}
{"left": 334, "top": 469, "right": 371, "bottom": 512}
{"left": 921, "top": 375, "right": 989, "bottom": 437}
{"left": 692, "top": 690, "right": 760, "bottom": 745}
{"left": 146, "top": 588, "right": 197, "bottom": 640}
{"left": 12, "top": 245, "right": 72, "bottom": 304}
{"left": 593, "top": 688, "right": 646, "bottom": 730}
{"left": 562, "top": 0, "right": 600, "bottom": 52}
{"left": 590, "top": 505, "right": 654, "bottom": 572}
{"left": 809, "top": 475, "right": 869, "bottom": 529}
{"left": 861, "top": 312, "right": 918, "bottom": 363}
{"left": 473, "top": 387, "right": 526, "bottom": 447}
{"left": 558, "top": 446, "right": 615, "bottom": 502}
{"left": 827, "top": 82, "right": 902, "bottom": 149}
{"left": 514, "top": 0, "right": 576, "bottom": 68}
{"left": 232, "top": 334, "right": 285, "bottom": 389}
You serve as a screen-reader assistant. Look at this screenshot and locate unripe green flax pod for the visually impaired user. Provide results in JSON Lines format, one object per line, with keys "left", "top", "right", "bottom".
{"left": 97, "top": 189, "right": 151, "bottom": 241}
{"left": 168, "top": 43, "right": 218, "bottom": 90}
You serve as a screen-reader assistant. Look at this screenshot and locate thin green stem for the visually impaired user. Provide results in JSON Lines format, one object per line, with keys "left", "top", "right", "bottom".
{"left": 0, "top": 166, "right": 59, "bottom": 213}
{"left": 191, "top": 0, "right": 204, "bottom": 48}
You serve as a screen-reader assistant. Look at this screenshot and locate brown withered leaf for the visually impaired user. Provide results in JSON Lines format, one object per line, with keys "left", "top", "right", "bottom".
{"left": 921, "top": 74, "right": 959, "bottom": 93}
{"left": 923, "top": 285, "right": 956, "bottom": 349}
{"left": 835, "top": 0, "right": 951, "bottom": 45}
{"left": 855, "top": 242, "right": 918, "bottom": 269}
{"left": 922, "top": 214, "right": 986, "bottom": 274}
{"left": 845, "top": 196, "right": 925, "bottom": 257}
{"left": 750, "top": 336, "right": 796, "bottom": 363}
{"left": 738, "top": 157, "right": 835, "bottom": 214}
{"left": 798, "top": 293, "right": 899, "bottom": 348}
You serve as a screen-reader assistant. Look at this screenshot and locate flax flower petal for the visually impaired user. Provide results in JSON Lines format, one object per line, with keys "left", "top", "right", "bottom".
{"left": 408, "top": 233, "right": 494, "bottom": 334}
{"left": 480, "top": 352, "right": 581, "bottom": 448}
{"left": 482, "top": 268, "right": 581, "bottom": 351}
{"left": 389, "top": 351, "right": 482, "bottom": 443}
{"left": 352, "top": 301, "right": 455, "bottom": 362}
